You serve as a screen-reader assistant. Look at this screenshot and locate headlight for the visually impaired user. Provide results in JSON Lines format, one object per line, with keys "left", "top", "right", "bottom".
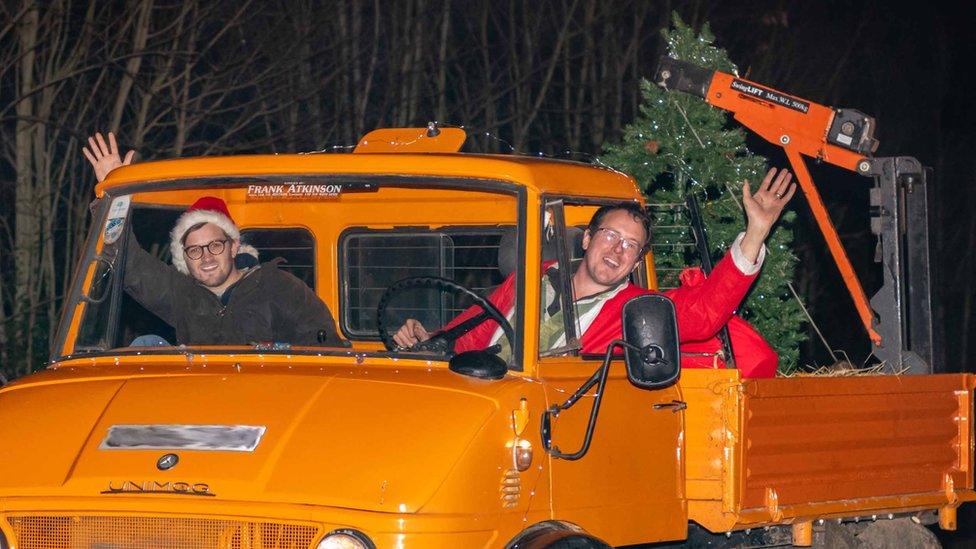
{"left": 316, "top": 529, "right": 374, "bottom": 549}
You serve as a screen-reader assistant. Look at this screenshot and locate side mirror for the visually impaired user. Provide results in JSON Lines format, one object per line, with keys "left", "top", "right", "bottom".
{"left": 622, "top": 294, "right": 680, "bottom": 389}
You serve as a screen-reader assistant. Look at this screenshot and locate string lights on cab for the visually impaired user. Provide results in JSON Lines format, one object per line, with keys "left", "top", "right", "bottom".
{"left": 299, "top": 121, "right": 633, "bottom": 177}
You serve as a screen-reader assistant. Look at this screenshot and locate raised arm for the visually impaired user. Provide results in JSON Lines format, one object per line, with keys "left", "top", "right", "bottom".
{"left": 82, "top": 132, "right": 135, "bottom": 182}
{"left": 122, "top": 228, "right": 188, "bottom": 329}
{"left": 739, "top": 167, "right": 796, "bottom": 264}
{"left": 665, "top": 167, "right": 796, "bottom": 342}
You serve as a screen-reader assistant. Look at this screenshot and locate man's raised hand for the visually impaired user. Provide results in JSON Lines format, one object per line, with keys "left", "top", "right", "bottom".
{"left": 82, "top": 132, "right": 135, "bottom": 183}
{"left": 739, "top": 167, "right": 796, "bottom": 263}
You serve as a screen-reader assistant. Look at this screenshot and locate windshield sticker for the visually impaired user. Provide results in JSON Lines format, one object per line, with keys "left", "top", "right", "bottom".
{"left": 247, "top": 183, "right": 342, "bottom": 201}
{"left": 103, "top": 195, "right": 131, "bottom": 245}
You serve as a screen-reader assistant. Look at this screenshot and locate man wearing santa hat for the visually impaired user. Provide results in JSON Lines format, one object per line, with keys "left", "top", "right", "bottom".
{"left": 83, "top": 132, "right": 341, "bottom": 347}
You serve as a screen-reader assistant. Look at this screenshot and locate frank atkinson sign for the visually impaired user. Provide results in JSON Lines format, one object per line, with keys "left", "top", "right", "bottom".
{"left": 247, "top": 183, "right": 342, "bottom": 201}
{"left": 731, "top": 79, "right": 810, "bottom": 114}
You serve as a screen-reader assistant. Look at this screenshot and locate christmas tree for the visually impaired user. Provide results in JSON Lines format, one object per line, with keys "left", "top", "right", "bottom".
{"left": 601, "top": 14, "right": 806, "bottom": 372}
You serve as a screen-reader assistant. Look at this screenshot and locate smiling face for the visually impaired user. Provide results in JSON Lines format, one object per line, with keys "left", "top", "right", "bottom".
{"left": 573, "top": 208, "right": 648, "bottom": 298}
{"left": 182, "top": 222, "right": 240, "bottom": 293}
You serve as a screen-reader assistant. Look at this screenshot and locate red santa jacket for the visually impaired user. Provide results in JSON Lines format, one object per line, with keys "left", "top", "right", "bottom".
{"left": 446, "top": 250, "right": 758, "bottom": 355}
{"left": 675, "top": 267, "right": 778, "bottom": 378}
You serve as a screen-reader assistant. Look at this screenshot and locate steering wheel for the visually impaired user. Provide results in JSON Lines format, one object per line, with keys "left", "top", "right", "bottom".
{"left": 376, "top": 276, "right": 515, "bottom": 356}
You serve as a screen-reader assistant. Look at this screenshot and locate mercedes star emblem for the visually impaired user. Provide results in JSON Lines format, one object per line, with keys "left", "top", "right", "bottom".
{"left": 156, "top": 453, "right": 179, "bottom": 471}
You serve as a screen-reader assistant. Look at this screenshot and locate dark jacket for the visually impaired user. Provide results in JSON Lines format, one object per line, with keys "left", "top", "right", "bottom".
{"left": 124, "top": 234, "right": 341, "bottom": 346}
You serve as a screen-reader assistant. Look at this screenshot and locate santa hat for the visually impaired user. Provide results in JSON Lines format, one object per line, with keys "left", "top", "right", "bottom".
{"left": 169, "top": 196, "right": 258, "bottom": 274}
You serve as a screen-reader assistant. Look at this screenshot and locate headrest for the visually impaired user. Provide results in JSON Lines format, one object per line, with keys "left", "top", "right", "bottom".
{"left": 497, "top": 226, "right": 584, "bottom": 278}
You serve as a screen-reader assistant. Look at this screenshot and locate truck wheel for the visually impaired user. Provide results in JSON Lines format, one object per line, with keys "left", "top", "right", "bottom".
{"left": 811, "top": 518, "right": 941, "bottom": 548}
{"left": 504, "top": 520, "right": 611, "bottom": 549}
{"left": 851, "top": 518, "right": 940, "bottom": 548}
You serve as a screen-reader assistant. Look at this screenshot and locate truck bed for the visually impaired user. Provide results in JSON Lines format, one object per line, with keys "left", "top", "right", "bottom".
{"left": 680, "top": 369, "right": 976, "bottom": 532}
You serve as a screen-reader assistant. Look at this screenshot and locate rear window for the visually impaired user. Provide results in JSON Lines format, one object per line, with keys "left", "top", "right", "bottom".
{"left": 240, "top": 228, "right": 315, "bottom": 289}
{"left": 341, "top": 229, "right": 506, "bottom": 339}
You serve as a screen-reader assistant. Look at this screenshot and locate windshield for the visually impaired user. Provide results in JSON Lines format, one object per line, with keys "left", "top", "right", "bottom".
{"left": 55, "top": 178, "right": 523, "bottom": 364}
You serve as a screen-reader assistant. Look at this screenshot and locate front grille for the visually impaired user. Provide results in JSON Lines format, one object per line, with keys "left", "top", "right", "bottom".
{"left": 7, "top": 515, "right": 320, "bottom": 549}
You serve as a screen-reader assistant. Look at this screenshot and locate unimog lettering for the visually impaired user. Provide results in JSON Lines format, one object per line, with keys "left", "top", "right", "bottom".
{"left": 103, "top": 480, "right": 213, "bottom": 496}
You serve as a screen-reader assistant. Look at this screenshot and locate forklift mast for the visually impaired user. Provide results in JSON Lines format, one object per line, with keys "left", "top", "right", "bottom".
{"left": 654, "top": 57, "right": 941, "bottom": 374}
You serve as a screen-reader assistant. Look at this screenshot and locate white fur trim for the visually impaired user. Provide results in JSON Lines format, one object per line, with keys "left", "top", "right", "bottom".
{"left": 236, "top": 243, "right": 260, "bottom": 268}
{"left": 169, "top": 210, "right": 240, "bottom": 274}
{"left": 237, "top": 243, "right": 259, "bottom": 260}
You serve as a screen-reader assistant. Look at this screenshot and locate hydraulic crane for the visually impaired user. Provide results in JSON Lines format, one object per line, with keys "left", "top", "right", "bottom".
{"left": 655, "top": 57, "right": 940, "bottom": 373}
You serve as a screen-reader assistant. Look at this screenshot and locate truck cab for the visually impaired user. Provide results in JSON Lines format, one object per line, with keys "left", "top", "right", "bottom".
{"left": 0, "top": 128, "right": 690, "bottom": 548}
{"left": 0, "top": 127, "right": 971, "bottom": 548}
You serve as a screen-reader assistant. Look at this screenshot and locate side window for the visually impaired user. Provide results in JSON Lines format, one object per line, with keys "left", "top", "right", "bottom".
{"left": 240, "top": 228, "right": 315, "bottom": 289}
{"left": 547, "top": 201, "right": 648, "bottom": 360}
{"left": 341, "top": 229, "right": 505, "bottom": 339}
{"left": 539, "top": 202, "right": 583, "bottom": 357}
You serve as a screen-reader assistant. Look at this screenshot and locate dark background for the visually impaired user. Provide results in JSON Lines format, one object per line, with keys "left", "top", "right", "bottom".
{"left": 2, "top": 0, "right": 972, "bottom": 375}
{"left": 1, "top": 0, "right": 975, "bottom": 541}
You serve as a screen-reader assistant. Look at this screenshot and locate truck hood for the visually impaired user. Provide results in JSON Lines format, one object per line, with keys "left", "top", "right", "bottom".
{"left": 0, "top": 361, "right": 504, "bottom": 512}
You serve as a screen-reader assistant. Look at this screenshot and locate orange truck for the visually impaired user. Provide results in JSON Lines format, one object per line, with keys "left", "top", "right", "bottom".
{"left": 0, "top": 73, "right": 971, "bottom": 548}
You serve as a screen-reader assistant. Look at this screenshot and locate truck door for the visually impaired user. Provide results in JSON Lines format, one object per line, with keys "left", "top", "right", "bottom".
{"left": 535, "top": 200, "right": 687, "bottom": 546}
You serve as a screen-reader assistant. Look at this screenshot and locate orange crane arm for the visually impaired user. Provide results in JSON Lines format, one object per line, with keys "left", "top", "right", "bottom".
{"left": 656, "top": 58, "right": 883, "bottom": 346}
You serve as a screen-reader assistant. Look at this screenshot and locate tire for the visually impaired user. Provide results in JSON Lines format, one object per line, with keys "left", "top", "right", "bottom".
{"left": 851, "top": 518, "right": 941, "bottom": 549}
{"left": 505, "top": 521, "right": 612, "bottom": 549}
{"left": 812, "top": 518, "right": 941, "bottom": 549}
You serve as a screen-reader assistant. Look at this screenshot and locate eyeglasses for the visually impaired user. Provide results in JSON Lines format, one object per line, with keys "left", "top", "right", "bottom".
{"left": 594, "top": 228, "right": 643, "bottom": 256}
{"left": 183, "top": 239, "right": 229, "bottom": 260}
